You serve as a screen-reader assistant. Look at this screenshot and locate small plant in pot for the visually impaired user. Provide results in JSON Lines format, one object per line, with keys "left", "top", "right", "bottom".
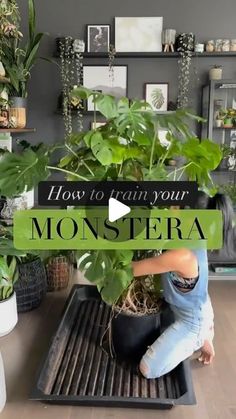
{"left": 0, "top": 223, "right": 26, "bottom": 336}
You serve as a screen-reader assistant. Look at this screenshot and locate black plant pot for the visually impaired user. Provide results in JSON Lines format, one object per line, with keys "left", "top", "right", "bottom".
{"left": 176, "top": 33, "right": 195, "bottom": 52}
{"left": 55, "top": 37, "right": 74, "bottom": 55}
{"left": 14, "top": 258, "right": 47, "bottom": 313}
{"left": 111, "top": 309, "right": 161, "bottom": 363}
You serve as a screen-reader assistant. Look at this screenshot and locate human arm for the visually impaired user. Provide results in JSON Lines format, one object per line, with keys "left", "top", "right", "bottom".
{"left": 132, "top": 248, "right": 198, "bottom": 278}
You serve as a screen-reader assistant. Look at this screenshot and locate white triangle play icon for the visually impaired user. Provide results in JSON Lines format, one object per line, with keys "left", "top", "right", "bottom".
{"left": 108, "top": 198, "right": 131, "bottom": 222}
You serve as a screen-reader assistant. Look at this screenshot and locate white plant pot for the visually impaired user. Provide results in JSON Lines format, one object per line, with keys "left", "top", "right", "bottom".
{"left": 209, "top": 68, "right": 223, "bottom": 80}
{"left": 0, "top": 292, "right": 18, "bottom": 337}
{"left": 0, "top": 352, "right": 6, "bottom": 412}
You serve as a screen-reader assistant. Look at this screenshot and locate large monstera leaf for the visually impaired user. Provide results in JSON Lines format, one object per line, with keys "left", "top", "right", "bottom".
{"left": 182, "top": 138, "right": 222, "bottom": 185}
{"left": 0, "top": 149, "right": 50, "bottom": 197}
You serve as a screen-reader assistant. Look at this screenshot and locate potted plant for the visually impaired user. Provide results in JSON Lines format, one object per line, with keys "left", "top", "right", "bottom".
{"left": 222, "top": 109, "right": 236, "bottom": 128}
{"left": 0, "top": 97, "right": 9, "bottom": 128}
{"left": 0, "top": 223, "right": 46, "bottom": 313}
{"left": 0, "top": 89, "right": 222, "bottom": 358}
{"left": 209, "top": 65, "right": 223, "bottom": 80}
{"left": 1, "top": 0, "right": 44, "bottom": 128}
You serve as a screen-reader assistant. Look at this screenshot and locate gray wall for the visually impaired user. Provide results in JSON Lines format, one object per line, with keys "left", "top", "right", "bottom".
{"left": 16, "top": 0, "right": 236, "bottom": 147}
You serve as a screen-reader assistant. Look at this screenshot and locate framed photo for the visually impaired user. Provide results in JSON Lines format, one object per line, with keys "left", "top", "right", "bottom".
{"left": 83, "top": 65, "right": 128, "bottom": 112}
{"left": 87, "top": 25, "right": 110, "bottom": 53}
{"left": 91, "top": 121, "right": 106, "bottom": 129}
{"left": 115, "top": 17, "right": 163, "bottom": 52}
{"left": 144, "top": 83, "right": 169, "bottom": 112}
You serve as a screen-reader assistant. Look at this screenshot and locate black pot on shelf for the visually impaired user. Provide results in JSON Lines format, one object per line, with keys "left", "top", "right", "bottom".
{"left": 14, "top": 258, "right": 47, "bottom": 312}
{"left": 55, "top": 37, "right": 74, "bottom": 56}
{"left": 176, "top": 33, "right": 195, "bottom": 52}
{"left": 111, "top": 308, "right": 162, "bottom": 363}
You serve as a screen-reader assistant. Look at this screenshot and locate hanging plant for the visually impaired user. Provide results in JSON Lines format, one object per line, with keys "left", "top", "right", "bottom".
{"left": 177, "top": 33, "right": 195, "bottom": 109}
{"left": 108, "top": 44, "right": 116, "bottom": 87}
{"left": 74, "top": 50, "right": 84, "bottom": 132}
{"left": 59, "top": 37, "right": 73, "bottom": 141}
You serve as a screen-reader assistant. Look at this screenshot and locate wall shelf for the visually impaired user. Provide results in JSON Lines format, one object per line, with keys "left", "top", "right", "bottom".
{"left": 54, "top": 51, "right": 236, "bottom": 59}
{"left": 0, "top": 128, "right": 36, "bottom": 133}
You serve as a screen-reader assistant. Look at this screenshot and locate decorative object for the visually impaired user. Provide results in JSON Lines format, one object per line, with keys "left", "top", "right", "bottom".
{"left": 230, "top": 40, "right": 236, "bottom": 51}
{"left": 215, "top": 39, "right": 222, "bottom": 52}
{"left": 0, "top": 351, "right": 6, "bottom": 413}
{"left": 177, "top": 33, "right": 195, "bottom": 108}
{"left": 83, "top": 65, "right": 128, "bottom": 111}
{"left": 9, "top": 96, "right": 26, "bottom": 128}
{"left": 215, "top": 118, "right": 222, "bottom": 128}
{"left": 115, "top": 17, "right": 163, "bottom": 52}
{"left": 206, "top": 40, "right": 215, "bottom": 52}
{"left": 0, "top": 195, "right": 27, "bottom": 220}
{"left": 73, "top": 39, "right": 85, "bottom": 53}
{"left": 222, "top": 39, "right": 230, "bottom": 52}
{"left": 46, "top": 255, "right": 72, "bottom": 291}
{"left": 144, "top": 83, "right": 168, "bottom": 111}
{"left": 209, "top": 65, "right": 223, "bottom": 80}
{"left": 14, "top": 256, "right": 47, "bottom": 312}
{"left": 87, "top": 25, "right": 110, "bottom": 52}
{"left": 162, "top": 29, "right": 176, "bottom": 52}
{"left": 194, "top": 43, "right": 204, "bottom": 53}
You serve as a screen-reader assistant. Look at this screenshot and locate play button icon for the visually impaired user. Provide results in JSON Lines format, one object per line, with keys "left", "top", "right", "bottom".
{"left": 108, "top": 198, "right": 131, "bottom": 222}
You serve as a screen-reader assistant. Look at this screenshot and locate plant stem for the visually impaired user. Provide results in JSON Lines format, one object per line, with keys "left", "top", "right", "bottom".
{"left": 149, "top": 125, "right": 158, "bottom": 173}
{"left": 47, "top": 165, "right": 89, "bottom": 181}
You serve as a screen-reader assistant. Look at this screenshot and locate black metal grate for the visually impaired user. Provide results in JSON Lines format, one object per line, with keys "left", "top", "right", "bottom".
{"left": 32, "top": 286, "right": 196, "bottom": 409}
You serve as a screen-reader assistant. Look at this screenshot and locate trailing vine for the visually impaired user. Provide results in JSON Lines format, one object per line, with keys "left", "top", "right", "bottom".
{"left": 74, "top": 51, "right": 84, "bottom": 132}
{"left": 108, "top": 44, "right": 116, "bottom": 87}
{"left": 59, "top": 37, "right": 73, "bottom": 141}
{"left": 177, "top": 33, "right": 194, "bottom": 109}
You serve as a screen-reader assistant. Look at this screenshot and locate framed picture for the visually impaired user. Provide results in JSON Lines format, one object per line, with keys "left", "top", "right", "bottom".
{"left": 144, "top": 83, "right": 169, "bottom": 112}
{"left": 83, "top": 65, "right": 128, "bottom": 112}
{"left": 91, "top": 121, "right": 106, "bottom": 129}
{"left": 87, "top": 25, "right": 110, "bottom": 53}
{"left": 115, "top": 17, "right": 163, "bottom": 52}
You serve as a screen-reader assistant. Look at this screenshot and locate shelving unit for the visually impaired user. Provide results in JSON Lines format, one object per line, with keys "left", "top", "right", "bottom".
{"left": 0, "top": 128, "right": 36, "bottom": 133}
{"left": 54, "top": 51, "right": 236, "bottom": 59}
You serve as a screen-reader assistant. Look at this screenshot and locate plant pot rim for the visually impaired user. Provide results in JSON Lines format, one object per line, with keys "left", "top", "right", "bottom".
{"left": 0, "top": 291, "right": 15, "bottom": 304}
{"left": 112, "top": 300, "right": 163, "bottom": 319}
{"left": 18, "top": 257, "right": 40, "bottom": 265}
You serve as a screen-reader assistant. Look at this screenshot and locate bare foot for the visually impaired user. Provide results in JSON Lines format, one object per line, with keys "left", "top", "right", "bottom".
{"left": 198, "top": 338, "right": 215, "bottom": 365}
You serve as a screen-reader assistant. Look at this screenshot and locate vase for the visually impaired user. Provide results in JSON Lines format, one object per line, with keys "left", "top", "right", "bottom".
{"left": 9, "top": 97, "right": 27, "bottom": 129}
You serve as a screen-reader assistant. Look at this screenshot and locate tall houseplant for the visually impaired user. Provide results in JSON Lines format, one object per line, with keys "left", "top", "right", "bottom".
{"left": 0, "top": 89, "right": 222, "bottom": 356}
{"left": 2, "top": 0, "right": 44, "bottom": 128}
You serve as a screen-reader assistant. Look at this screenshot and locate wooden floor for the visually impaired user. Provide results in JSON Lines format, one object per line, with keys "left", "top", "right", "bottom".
{"left": 0, "top": 278, "right": 236, "bottom": 419}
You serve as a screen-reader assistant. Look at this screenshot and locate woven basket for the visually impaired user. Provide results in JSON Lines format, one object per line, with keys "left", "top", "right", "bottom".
{"left": 14, "top": 258, "right": 47, "bottom": 313}
{"left": 46, "top": 256, "right": 71, "bottom": 291}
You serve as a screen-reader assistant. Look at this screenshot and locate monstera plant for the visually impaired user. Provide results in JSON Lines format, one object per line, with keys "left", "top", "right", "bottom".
{"left": 0, "top": 88, "right": 222, "bottom": 310}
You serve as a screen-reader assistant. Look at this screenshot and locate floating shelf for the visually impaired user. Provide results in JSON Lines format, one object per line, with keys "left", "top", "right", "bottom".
{"left": 54, "top": 51, "right": 236, "bottom": 59}
{"left": 214, "top": 126, "right": 236, "bottom": 130}
{"left": 0, "top": 128, "right": 36, "bottom": 133}
{"left": 0, "top": 76, "right": 10, "bottom": 84}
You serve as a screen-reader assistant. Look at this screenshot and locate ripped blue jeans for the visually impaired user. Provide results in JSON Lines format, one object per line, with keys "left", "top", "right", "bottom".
{"left": 140, "top": 297, "right": 214, "bottom": 378}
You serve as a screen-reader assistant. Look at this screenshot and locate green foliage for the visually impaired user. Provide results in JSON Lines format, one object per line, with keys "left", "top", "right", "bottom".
{"left": 77, "top": 250, "right": 133, "bottom": 304}
{"left": 2, "top": 0, "right": 45, "bottom": 97}
{"left": 0, "top": 88, "right": 223, "bottom": 305}
{"left": 0, "top": 148, "right": 50, "bottom": 196}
